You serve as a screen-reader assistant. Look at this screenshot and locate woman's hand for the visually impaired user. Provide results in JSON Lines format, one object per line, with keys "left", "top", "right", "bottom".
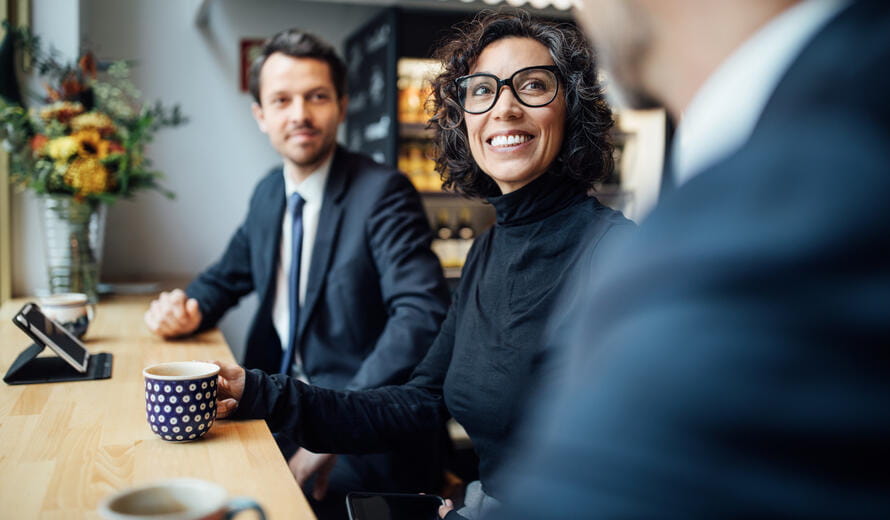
{"left": 289, "top": 448, "right": 338, "bottom": 501}
{"left": 213, "top": 360, "right": 245, "bottom": 418}
{"left": 439, "top": 498, "right": 455, "bottom": 518}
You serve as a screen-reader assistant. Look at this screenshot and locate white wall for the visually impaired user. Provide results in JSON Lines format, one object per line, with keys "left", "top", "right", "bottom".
{"left": 12, "top": 0, "right": 382, "bottom": 359}
{"left": 11, "top": 0, "right": 83, "bottom": 303}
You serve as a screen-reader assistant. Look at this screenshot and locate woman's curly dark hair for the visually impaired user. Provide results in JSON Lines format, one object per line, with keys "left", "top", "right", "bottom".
{"left": 429, "top": 10, "right": 614, "bottom": 198}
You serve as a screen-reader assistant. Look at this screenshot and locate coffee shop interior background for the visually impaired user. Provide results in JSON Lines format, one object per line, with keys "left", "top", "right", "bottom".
{"left": 2, "top": 0, "right": 664, "bottom": 361}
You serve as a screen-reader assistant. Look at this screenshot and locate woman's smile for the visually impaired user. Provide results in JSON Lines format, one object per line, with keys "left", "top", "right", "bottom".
{"left": 487, "top": 132, "right": 535, "bottom": 150}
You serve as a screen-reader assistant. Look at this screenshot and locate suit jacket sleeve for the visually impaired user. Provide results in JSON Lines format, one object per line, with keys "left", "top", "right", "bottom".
{"left": 186, "top": 194, "right": 259, "bottom": 331}
{"left": 343, "top": 172, "right": 450, "bottom": 391}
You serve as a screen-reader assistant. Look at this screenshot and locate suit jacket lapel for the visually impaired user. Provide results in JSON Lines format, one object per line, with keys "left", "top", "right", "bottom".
{"left": 258, "top": 171, "right": 287, "bottom": 311}
{"left": 298, "top": 147, "right": 350, "bottom": 339}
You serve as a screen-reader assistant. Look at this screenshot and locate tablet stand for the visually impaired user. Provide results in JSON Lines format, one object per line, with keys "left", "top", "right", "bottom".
{"left": 3, "top": 342, "right": 113, "bottom": 385}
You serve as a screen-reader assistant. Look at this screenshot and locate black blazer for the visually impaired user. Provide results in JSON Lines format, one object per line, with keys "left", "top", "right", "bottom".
{"left": 490, "top": 1, "right": 890, "bottom": 518}
{"left": 187, "top": 146, "right": 450, "bottom": 392}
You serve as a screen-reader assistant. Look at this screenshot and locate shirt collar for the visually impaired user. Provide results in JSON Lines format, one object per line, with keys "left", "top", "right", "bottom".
{"left": 672, "top": 0, "right": 851, "bottom": 186}
{"left": 282, "top": 153, "right": 333, "bottom": 204}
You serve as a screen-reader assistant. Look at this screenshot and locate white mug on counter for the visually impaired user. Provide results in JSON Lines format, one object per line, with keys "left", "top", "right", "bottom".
{"left": 98, "top": 478, "right": 266, "bottom": 520}
{"left": 38, "top": 292, "right": 95, "bottom": 339}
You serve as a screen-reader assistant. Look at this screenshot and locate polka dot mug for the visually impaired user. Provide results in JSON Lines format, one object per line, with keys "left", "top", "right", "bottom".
{"left": 143, "top": 361, "right": 220, "bottom": 442}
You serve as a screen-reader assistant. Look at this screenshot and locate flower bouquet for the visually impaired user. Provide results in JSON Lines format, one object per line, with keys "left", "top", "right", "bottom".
{"left": 0, "top": 24, "right": 186, "bottom": 301}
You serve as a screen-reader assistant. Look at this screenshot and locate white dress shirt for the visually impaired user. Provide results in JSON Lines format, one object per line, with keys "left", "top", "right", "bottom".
{"left": 272, "top": 156, "right": 332, "bottom": 380}
{"left": 672, "top": 0, "right": 851, "bottom": 186}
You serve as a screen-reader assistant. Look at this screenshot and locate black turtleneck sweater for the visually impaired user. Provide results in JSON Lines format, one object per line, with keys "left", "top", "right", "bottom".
{"left": 232, "top": 173, "right": 635, "bottom": 498}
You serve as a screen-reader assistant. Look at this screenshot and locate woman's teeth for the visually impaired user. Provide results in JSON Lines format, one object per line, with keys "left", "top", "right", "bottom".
{"left": 490, "top": 134, "right": 531, "bottom": 147}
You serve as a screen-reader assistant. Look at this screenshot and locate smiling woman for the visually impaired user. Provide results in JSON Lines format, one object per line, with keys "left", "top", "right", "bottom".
{"left": 459, "top": 37, "right": 566, "bottom": 194}
{"left": 429, "top": 10, "right": 614, "bottom": 198}
{"left": 211, "top": 11, "right": 636, "bottom": 520}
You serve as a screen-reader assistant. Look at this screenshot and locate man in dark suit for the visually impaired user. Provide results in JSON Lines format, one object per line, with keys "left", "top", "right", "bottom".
{"left": 485, "top": 0, "right": 890, "bottom": 517}
{"left": 144, "top": 29, "right": 450, "bottom": 519}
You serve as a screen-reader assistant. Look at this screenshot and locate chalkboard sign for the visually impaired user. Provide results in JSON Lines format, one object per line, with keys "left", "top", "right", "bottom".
{"left": 344, "top": 9, "right": 399, "bottom": 167}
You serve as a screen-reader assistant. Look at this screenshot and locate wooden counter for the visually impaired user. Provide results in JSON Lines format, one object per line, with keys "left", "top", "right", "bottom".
{"left": 0, "top": 294, "right": 314, "bottom": 519}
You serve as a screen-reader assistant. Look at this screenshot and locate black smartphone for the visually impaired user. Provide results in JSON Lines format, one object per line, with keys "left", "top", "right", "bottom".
{"left": 13, "top": 302, "right": 90, "bottom": 373}
{"left": 346, "top": 492, "right": 445, "bottom": 520}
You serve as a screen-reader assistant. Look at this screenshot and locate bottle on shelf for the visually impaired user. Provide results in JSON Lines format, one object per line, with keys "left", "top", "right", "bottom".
{"left": 456, "top": 207, "right": 475, "bottom": 263}
{"left": 431, "top": 209, "right": 461, "bottom": 268}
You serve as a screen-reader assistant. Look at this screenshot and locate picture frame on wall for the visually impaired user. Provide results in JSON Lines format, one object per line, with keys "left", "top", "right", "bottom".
{"left": 239, "top": 38, "right": 266, "bottom": 92}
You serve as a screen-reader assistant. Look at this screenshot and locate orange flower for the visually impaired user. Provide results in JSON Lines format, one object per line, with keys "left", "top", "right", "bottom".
{"left": 78, "top": 52, "right": 97, "bottom": 78}
{"left": 108, "top": 141, "right": 125, "bottom": 154}
{"left": 44, "top": 83, "right": 61, "bottom": 102}
{"left": 30, "top": 134, "right": 49, "bottom": 153}
{"left": 60, "top": 72, "right": 87, "bottom": 99}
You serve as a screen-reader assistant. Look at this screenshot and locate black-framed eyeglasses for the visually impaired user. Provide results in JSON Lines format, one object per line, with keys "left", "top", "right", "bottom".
{"left": 455, "top": 65, "right": 560, "bottom": 115}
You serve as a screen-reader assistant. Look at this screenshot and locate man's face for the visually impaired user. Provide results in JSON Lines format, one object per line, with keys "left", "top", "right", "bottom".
{"left": 574, "top": 0, "right": 660, "bottom": 110}
{"left": 252, "top": 53, "right": 346, "bottom": 176}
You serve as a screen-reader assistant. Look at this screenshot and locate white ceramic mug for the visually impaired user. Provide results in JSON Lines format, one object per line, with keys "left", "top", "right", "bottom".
{"left": 98, "top": 478, "right": 266, "bottom": 520}
{"left": 38, "top": 292, "right": 95, "bottom": 339}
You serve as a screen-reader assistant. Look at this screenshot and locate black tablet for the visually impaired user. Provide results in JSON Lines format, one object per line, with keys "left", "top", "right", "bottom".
{"left": 13, "top": 302, "right": 90, "bottom": 373}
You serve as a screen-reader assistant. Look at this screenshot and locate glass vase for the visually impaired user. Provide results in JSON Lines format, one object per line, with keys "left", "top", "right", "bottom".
{"left": 40, "top": 195, "right": 107, "bottom": 303}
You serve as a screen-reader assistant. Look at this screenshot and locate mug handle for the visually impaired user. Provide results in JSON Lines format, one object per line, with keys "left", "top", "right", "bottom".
{"left": 87, "top": 303, "right": 96, "bottom": 322}
{"left": 225, "top": 497, "right": 266, "bottom": 519}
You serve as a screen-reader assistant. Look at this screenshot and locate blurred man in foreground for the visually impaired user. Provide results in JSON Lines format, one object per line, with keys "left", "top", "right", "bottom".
{"left": 490, "top": 0, "right": 890, "bottom": 517}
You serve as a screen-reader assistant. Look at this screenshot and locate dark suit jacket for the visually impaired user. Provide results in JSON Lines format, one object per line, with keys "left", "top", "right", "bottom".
{"left": 489, "top": 1, "right": 890, "bottom": 518}
{"left": 187, "top": 146, "right": 450, "bottom": 392}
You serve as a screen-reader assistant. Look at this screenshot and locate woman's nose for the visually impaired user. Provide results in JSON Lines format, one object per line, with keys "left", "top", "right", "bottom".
{"left": 490, "top": 86, "right": 522, "bottom": 119}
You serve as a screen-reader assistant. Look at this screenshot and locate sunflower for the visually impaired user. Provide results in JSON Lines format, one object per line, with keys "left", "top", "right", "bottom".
{"left": 72, "top": 129, "right": 111, "bottom": 159}
{"left": 70, "top": 111, "right": 116, "bottom": 136}
{"left": 64, "top": 157, "right": 110, "bottom": 196}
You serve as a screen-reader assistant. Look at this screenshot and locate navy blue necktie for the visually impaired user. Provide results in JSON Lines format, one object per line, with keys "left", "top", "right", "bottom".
{"left": 279, "top": 193, "right": 305, "bottom": 375}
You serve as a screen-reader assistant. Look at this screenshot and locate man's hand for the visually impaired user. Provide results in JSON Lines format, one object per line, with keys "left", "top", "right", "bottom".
{"left": 144, "top": 289, "right": 202, "bottom": 338}
{"left": 439, "top": 499, "right": 455, "bottom": 519}
{"left": 213, "top": 360, "right": 246, "bottom": 419}
{"left": 289, "top": 448, "right": 338, "bottom": 501}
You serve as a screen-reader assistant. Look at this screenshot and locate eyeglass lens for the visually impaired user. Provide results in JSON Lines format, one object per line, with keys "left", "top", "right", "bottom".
{"left": 458, "top": 67, "right": 558, "bottom": 114}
